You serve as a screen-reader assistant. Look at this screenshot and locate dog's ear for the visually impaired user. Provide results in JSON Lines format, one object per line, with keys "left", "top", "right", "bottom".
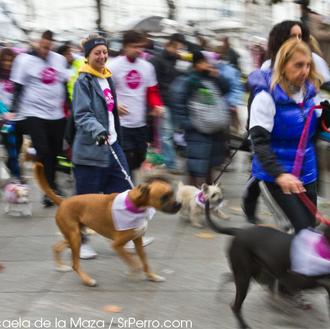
{"left": 137, "top": 183, "right": 150, "bottom": 198}
{"left": 201, "top": 183, "right": 209, "bottom": 193}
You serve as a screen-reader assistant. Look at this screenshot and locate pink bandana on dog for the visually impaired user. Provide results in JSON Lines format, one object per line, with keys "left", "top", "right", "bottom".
{"left": 111, "top": 190, "right": 155, "bottom": 231}
{"left": 195, "top": 191, "right": 217, "bottom": 209}
{"left": 315, "top": 236, "right": 330, "bottom": 260}
{"left": 291, "top": 229, "right": 330, "bottom": 276}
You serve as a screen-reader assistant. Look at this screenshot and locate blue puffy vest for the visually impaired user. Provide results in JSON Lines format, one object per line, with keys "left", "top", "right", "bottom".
{"left": 248, "top": 69, "right": 318, "bottom": 184}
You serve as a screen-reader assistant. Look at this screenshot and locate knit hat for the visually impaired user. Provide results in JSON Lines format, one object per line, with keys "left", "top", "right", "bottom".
{"left": 169, "top": 33, "right": 186, "bottom": 45}
{"left": 294, "top": 0, "right": 310, "bottom": 6}
{"left": 192, "top": 50, "right": 206, "bottom": 65}
{"left": 83, "top": 37, "right": 107, "bottom": 57}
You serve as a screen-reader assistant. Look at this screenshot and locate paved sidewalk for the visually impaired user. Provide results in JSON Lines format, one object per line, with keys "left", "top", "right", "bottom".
{"left": 0, "top": 152, "right": 329, "bottom": 329}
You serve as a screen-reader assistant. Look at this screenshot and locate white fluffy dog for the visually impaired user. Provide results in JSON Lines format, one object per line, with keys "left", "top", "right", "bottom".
{"left": 3, "top": 183, "right": 31, "bottom": 216}
{"left": 176, "top": 182, "right": 229, "bottom": 228}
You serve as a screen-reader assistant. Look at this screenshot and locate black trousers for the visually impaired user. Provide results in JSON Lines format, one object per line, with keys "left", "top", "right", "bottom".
{"left": 25, "top": 117, "right": 66, "bottom": 189}
{"left": 263, "top": 181, "right": 317, "bottom": 233}
{"left": 121, "top": 126, "right": 148, "bottom": 171}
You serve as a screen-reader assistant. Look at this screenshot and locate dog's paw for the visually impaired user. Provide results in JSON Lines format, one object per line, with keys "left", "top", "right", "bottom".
{"left": 191, "top": 222, "right": 204, "bottom": 228}
{"left": 85, "top": 278, "right": 98, "bottom": 287}
{"left": 215, "top": 210, "right": 230, "bottom": 220}
{"left": 147, "top": 273, "right": 166, "bottom": 282}
{"left": 220, "top": 213, "right": 230, "bottom": 220}
{"left": 55, "top": 264, "right": 72, "bottom": 272}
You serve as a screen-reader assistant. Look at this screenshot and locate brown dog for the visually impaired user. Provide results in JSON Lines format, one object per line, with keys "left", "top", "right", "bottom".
{"left": 33, "top": 162, "right": 181, "bottom": 287}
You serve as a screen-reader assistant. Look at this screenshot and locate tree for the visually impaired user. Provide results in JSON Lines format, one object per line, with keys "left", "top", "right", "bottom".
{"left": 0, "top": 1, "right": 31, "bottom": 37}
{"left": 166, "top": 0, "right": 176, "bottom": 20}
{"left": 95, "top": 0, "right": 103, "bottom": 32}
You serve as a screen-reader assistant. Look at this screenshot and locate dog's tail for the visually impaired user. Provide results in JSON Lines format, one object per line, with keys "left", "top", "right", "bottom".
{"left": 205, "top": 201, "right": 240, "bottom": 236}
{"left": 33, "top": 162, "right": 63, "bottom": 206}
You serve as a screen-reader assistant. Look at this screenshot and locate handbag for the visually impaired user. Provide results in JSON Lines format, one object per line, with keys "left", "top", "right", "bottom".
{"left": 187, "top": 79, "right": 230, "bottom": 134}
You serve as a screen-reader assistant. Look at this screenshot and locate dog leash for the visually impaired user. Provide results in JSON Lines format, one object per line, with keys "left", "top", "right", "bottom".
{"left": 212, "top": 132, "right": 249, "bottom": 184}
{"left": 106, "top": 139, "right": 134, "bottom": 189}
{"left": 292, "top": 103, "right": 330, "bottom": 226}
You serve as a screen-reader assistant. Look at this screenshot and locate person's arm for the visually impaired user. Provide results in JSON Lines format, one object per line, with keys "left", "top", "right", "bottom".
{"left": 219, "top": 64, "right": 243, "bottom": 108}
{"left": 9, "top": 53, "right": 26, "bottom": 113}
{"left": 171, "top": 76, "right": 193, "bottom": 130}
{"left": 72, "top": 77, "right": 107, "bottom": 140}
{"left": 146, "top": 64, "right": 164, "bottom": 115}
{"left": 249, "top": 91, "right": 285, "bottom": 178}
{"left": 320, "top": 100, "right": 330, "bottom": 128}
{"left": 9, "top": 82, "right": 23, "bottom": 113}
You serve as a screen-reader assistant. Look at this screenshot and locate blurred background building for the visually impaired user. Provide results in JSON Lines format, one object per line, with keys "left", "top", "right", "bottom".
{"left": 0, "top": 0, "right": 329, "bottom": 74}
{"left": 0, "top": 0, "right": 329, "bottom": 40}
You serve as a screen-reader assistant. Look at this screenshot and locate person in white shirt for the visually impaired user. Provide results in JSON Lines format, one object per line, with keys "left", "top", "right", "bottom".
{"left": 10, "top": 30, "right": 68, "bottom": 207}
{"left": 108, "top": 31, "right": 164, "bottom": 176}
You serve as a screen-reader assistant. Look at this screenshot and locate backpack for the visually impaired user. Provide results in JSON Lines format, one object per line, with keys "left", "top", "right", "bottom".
{"left": 187, "top": 78, "right": 230, "bottom": 134}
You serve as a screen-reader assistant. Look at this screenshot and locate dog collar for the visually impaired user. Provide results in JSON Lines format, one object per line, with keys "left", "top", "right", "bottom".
{"left": 197, "top": 191, "right": 206, "bottom": 204}
{"left": 315, "top": 236, "right": 330, "bottom": 260}
{"left": 124, "top": 195, "right": 145, "bottom": 214}
{"left": 196, "top": 191, "right": 209, "bottom": 209}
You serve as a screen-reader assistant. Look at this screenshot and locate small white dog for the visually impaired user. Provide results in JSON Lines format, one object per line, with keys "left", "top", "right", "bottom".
{"left": 3, "top": 182, "right": 31, "bottom": 216}
{"left": 176, "top": 182, "right": 229, "bottom": 228}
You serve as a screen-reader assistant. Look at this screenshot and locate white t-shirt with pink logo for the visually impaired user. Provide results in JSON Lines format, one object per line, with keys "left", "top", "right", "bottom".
{"left": 97, "top": 78, "right": 117, "bottom": 145}
{"left": 108, "top": 56, "right": 157, "bottom": 128}
{"left": 10, "top": 51, "right": 68, "bottom": 120}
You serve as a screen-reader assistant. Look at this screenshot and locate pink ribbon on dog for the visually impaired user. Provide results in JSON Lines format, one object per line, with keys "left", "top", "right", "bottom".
{"left": 315, "top": 236, "right": 330, "bottom": 260}
{"left": 124, "top": 195, "right": 145, "bottom": 214}
{"left": 197, "top": 191, "right": 206, "bottom": 204}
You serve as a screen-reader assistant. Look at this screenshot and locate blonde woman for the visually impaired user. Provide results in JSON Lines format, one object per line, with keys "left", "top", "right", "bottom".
{"left": 249, "top": 39, "right": 329, "bottom": 233}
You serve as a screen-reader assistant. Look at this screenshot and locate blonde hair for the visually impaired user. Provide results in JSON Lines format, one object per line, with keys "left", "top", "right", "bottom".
{"left": 271, "top": 39, "right": 322, "bottom": 94}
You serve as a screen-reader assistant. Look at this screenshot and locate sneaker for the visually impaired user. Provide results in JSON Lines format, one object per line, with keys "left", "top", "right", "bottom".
{"left": 42, "top": 195, "right": 54, "bottom": 208}
{"left": 80, "top": 243, "right": 98, "bottom": 259}
{"left": 124, "top": 236, "right": 155, "bottom": 249}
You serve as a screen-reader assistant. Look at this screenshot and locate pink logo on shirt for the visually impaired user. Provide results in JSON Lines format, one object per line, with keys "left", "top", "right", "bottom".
{"left": 103, "top": 88, "right": 114, "bottom": 112}
{"left": 40, "top": 67, "right": 57, "bottom": 84}
{"left": 125, "top": 69, "right": 141, "bottom": 89}
{"left": 3, "top": 80, "right": 14, "bottom": 93}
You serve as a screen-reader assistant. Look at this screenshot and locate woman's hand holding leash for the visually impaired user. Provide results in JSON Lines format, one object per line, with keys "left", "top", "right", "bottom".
{"left": 275, "top": 173, "right": 306, "bottom": 194}
{"left": 96, "top": 131, "right": 109, "bottom": 146}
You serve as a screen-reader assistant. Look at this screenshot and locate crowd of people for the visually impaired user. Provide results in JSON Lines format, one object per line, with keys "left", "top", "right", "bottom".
{"left": 0, "top": 0, "right": 330, "bottom": 308}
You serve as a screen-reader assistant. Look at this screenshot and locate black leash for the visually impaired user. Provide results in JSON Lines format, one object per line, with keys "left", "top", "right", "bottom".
{"left": 212, "top": 132, "right": 250, "bottom": 184}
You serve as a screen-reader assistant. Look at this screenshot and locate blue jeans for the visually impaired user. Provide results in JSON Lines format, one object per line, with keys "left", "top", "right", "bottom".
{"left": 74, "top": 142, "right": 131, "bottom": 195}
{"left": 160, "top": 106, "right": 177, "bottom": 169}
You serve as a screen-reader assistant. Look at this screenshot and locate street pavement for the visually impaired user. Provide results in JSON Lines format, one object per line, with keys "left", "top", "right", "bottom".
{"left": 0, "top": 151, "right": 329, "bottom": 329}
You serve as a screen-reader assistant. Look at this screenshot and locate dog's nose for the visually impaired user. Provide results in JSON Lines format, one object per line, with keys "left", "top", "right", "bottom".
{"left": 173, "top": 201, "right": 181, "bottom": 212}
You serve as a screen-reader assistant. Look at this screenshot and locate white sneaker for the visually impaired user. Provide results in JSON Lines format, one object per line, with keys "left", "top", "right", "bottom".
{"left": 80, "top": 243, "right": 98, "bottom": 259}
{"left": 124, "top": 236, "right": 155, "bottom": 249}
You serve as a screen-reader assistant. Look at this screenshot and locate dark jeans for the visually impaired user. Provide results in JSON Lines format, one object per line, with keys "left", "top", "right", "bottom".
{"left": 25, "top": 117, "right": 66, "bottom": 189}
{"left": 73, "top": 141, "right": 131, "bottom": 195}
{"left": 121, "top": 126, "right": 148, "bottom": 171}
{"left": 73, "top": 141, "right": 131, "bottom": 244}
{"left": 264, "top": 181, "right": 317, "bottom": 233}
{"left": 1, "top": 120, "right": 27, "bottom": 179}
